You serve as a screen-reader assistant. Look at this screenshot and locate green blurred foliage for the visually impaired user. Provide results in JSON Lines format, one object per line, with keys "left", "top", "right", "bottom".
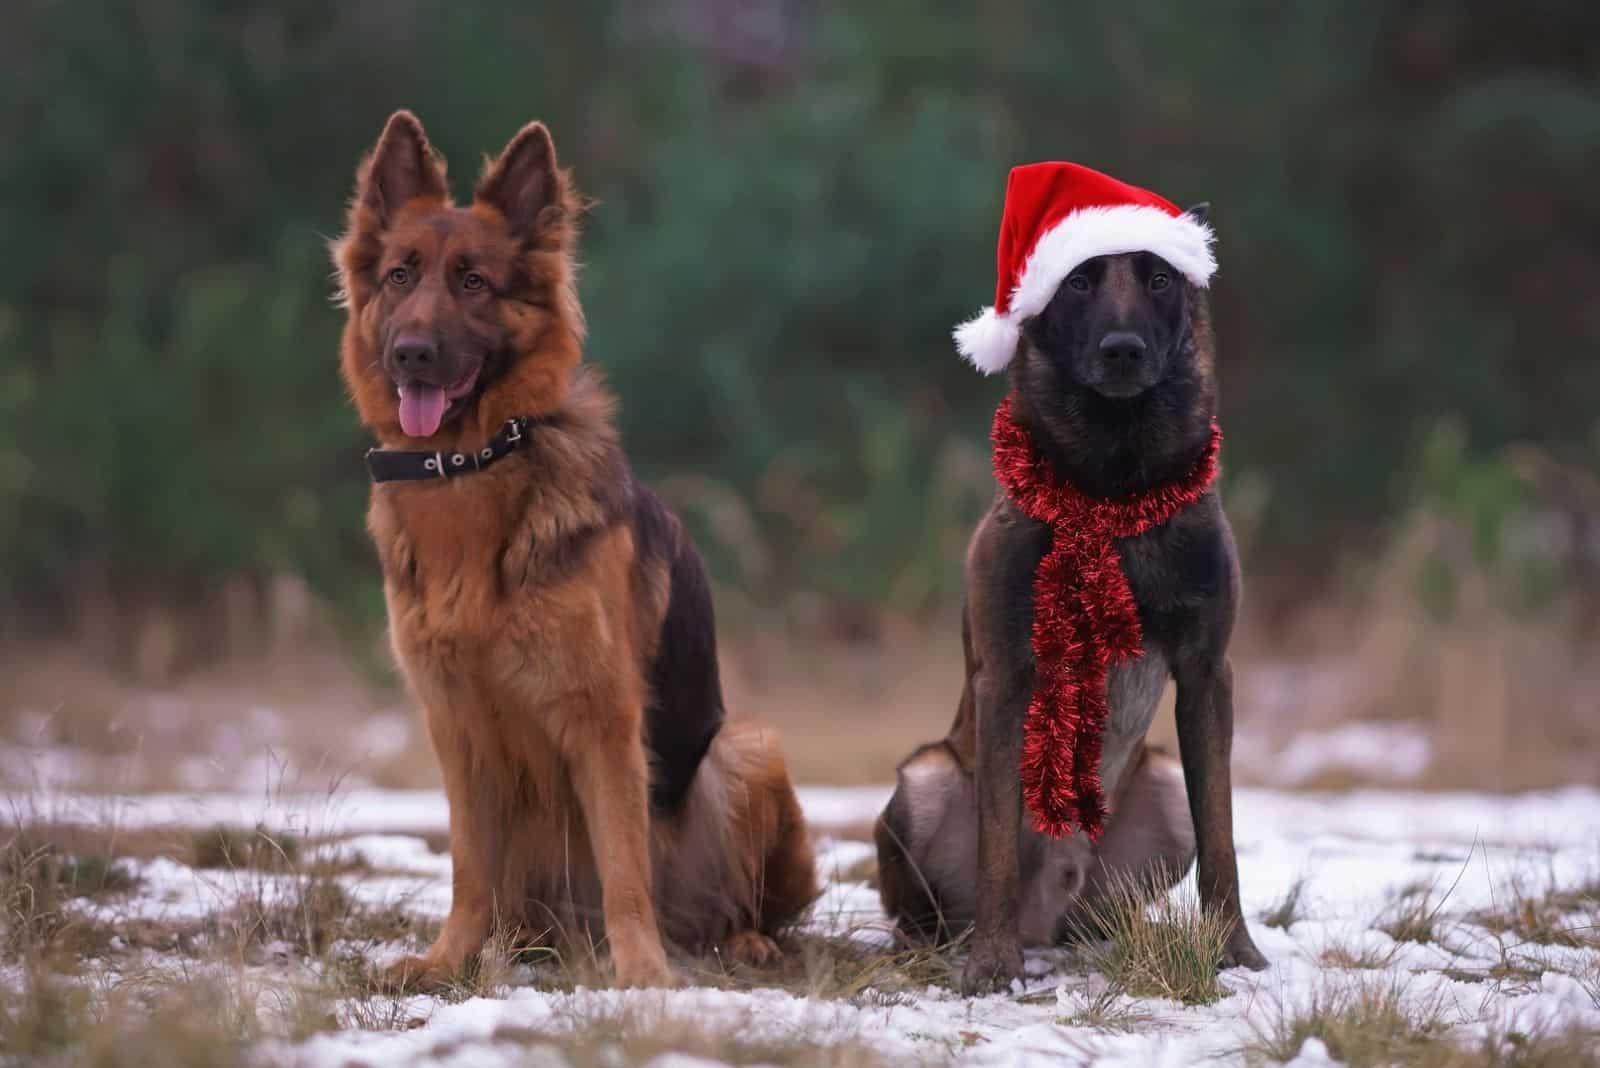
{"left": 1, "top": 1, "right": 1597, "bottom": 636}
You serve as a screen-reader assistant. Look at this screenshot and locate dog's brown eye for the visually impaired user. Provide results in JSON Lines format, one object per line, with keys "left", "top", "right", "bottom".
{"left": 1067, "top": 275, "right": 1090, "bottom": 293}
{"left": 1149, "top": 272, "right": 1171, "bottom": 292}
{"left": 387, "top": 267, "right": 410, "bottom": 286}
{"left": 462, "top": 271, "right": 486, "bottom": 292}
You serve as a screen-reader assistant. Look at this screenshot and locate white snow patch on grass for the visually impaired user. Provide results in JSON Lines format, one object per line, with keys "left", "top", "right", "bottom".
{"left": 5, "top": 785, "right": 1597, "bottom": 1065}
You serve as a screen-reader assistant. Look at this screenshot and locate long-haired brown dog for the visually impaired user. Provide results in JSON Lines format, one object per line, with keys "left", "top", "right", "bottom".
{"left": 332, "top": 111, "right": 817, "bottom": 989}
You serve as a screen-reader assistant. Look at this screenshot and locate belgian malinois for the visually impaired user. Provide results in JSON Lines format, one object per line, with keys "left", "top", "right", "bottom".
{"left": 876, "top": 187, "right": 1266, "bottom": 993}
{"left": 332, "top": 111, "right": 817, "bottom": 989}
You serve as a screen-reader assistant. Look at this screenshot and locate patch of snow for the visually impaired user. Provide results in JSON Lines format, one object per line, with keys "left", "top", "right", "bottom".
{"left": 815, "top": 837, "right": 874, "bottom": 878}
{"left": 318, "top": 834, "right": 449, "bottom": 877}
{"left": 794, "top": 786, "right": 895, "bottom": 830}
{"left": 0, "top": 744, "right": 99, "bottom": 792}
{"left": 1283, "top": 1037, "right": 1337, "bottom": 1066}
{"left": 10, "top": 782, "right": 1600, "bottom": 1066}
{"left": 346, "top": 872, "right": 453, "bottom": 920}
{"left": 1269, "top": 720, "right": 1433, "bottom": 786}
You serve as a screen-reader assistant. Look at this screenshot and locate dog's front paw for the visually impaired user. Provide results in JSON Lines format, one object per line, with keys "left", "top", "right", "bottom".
{"left": 378, "top": 954, "right": 457, "bottom": 994}
{"left": 960, "top": 935, "right": 1024, "bottom": 996}
{"left": 613, "top": 947, "right": 678, "bottom": 989}
{"left": 1219, "top": 926, "right": 1268, "bottom": 971}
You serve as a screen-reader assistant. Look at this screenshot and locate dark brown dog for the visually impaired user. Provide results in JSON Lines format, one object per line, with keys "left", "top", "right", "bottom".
{"left": 332, "top": 111, "right": 817, "bottom": 989}
{"left": 876, "top": 238, "right": 1267, "bottom": 994}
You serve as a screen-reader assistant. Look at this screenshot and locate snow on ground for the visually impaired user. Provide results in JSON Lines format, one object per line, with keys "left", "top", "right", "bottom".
{"left": 1260, "top": 720, "right": 1434, "bottom": 786}
{"left": 9, "top": 784, "right": 1600, "bottom": 1066}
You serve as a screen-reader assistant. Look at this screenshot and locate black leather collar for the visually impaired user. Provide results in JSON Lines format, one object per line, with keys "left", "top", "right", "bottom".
{"left": 366, "top": 416, "right": 541, "bottom": 483}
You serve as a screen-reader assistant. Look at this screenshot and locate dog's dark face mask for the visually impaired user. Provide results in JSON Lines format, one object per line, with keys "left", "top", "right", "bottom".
{"left": 1021, "top": 250, "right": 1195, "bottom": 401}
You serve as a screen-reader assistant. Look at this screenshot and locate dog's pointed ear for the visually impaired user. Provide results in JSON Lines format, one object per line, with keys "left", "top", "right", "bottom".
{"left": 1184, "top": 201, "right": 1211, "bottom": 225}
{"left": 356, "top": 110, "right": 449, "bottom": 225}
{"left": 475, "top": 121, "right": 565, "bottom": 242}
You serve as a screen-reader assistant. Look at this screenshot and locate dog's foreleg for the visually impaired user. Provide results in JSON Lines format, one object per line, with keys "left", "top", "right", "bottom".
{"left": 385, "top": 708, "right": 504, "bottom": 991}
{"left": 1174, "top": 654, "right": 1267, "bottom": 970}
{"left": 960, "top": 667, "right": 1029, "bottom": 995}
{"left": 568, "top": 707, "right": 675, "bottom": 988}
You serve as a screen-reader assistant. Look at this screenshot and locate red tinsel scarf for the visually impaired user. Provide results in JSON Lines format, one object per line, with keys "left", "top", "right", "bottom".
{"left": 991, "top": 395, "right": 1221, "bottom": 839}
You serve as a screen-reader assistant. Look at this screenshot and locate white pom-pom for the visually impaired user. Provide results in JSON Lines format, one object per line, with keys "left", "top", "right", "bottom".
{"left": 953, "top": 307, "right": 1020, "bottom": 374}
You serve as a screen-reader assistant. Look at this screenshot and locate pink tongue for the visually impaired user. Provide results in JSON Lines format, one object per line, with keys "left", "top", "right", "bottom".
{"left": 398, "top": 384, "right": 447, "bottom": 438}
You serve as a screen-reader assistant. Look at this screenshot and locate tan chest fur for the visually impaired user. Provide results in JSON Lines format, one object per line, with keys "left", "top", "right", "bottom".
{"left": 369, "top": 471, "right": 647, "bottom": 795}
{"left": 374, "top": 480, "right": 518, "bottom": 638}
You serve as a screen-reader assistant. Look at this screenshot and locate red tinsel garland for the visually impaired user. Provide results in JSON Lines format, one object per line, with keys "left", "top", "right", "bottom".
{"left": 990, "top": 395, "right": 1220, "bottom": 839}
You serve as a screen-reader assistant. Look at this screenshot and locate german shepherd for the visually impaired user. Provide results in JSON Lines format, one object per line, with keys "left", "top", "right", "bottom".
{"left": 875, "top": 238, "right": 1268, "bottom": 994}
{"left": 332, "top": 111, "right": 817, "bottom": 989}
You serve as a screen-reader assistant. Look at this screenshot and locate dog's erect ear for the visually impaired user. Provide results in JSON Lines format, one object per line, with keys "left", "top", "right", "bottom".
{"left": 475, "top": 121, "right": 564, "bottom": 241}
{"left": 1184, "top": 201, "right": 1211, "bottom": 225}
{"left": 357, "top": 111, "right": 449, "bottom": 225}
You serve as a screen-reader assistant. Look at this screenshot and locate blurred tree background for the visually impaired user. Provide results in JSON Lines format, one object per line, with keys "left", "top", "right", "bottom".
{"left": 2, "top": 0, "right": 1597, "bottom": 668}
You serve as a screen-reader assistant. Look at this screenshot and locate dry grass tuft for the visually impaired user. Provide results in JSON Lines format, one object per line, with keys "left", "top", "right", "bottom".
{"left": 1054, "top": 985, "right": 1156, "bottom": 1034}
{"left": 193, "top": 816, "right": 420, "bottom": 962}
{"left": 202, "top": 871, "right": 357, "bottom": 958}
{"left": 1441, "top": 956, "right": 1546, "bottom": 994}
{"left": 1261, "top": 875, "right": 1308, "bottom": 930}
{"left": 1075, "top": 872, "right": 1232, "bottom": 1006}
{"left": 1408, "top": 1022, "right": 1600, "bottom": 1067}
{"left": 1241, "top": 978, "right": 1450, "bottom": 1067}
{"left": 1580, "top": 954, "right": 1600, "bottom": 1010}
{"left": 1468, "top": 870, "right": 1600, "bottom": 950}
{"left": 0, "top": 964, "right": 259, "bottom": 1067}
{"left": 1320, "top": 940, "right": 1400, "bottom": 971}
{"left": 0, "top": 963, "right": 93, "bottom": 1057}
{"left": 1247, "top": 981, "right": 1600, "bottom": 1067}
{"left": 189, "top": 823, "right": 303, "bottom": 872}
{"left": 1378, "top": 883, "right": 1453, "bottom": 946}
{"left": 1, "top": 818, "right": 139, "bottom": 960}
{"left": 200, "top": 872, "right": 433, "bottom": 967}
{"left": 787, "top": 934, "right": 959, "bottom": 1002}
{"left": 327, "top": 984, "right": 423, "bottom": 1033}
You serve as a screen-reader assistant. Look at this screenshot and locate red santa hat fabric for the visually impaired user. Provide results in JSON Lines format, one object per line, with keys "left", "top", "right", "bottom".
{"left": 955, "top": 162, "right": 1216, "bottom": 374}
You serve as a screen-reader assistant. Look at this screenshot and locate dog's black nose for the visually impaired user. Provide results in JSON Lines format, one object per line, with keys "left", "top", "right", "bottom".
{"left": 392, "top": 336, "right": 436, "bottom": 369}
{"left": 1099, "top": 331, "right": 1148, "bottom": 361}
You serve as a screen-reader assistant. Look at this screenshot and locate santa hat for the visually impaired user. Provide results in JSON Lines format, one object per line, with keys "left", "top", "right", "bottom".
{"left": 954, "top": 162, "right": 1216, "bottom": 374}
